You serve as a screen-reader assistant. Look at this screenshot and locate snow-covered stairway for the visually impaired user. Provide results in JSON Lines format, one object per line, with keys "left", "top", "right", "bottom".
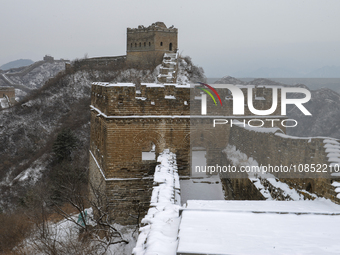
{"left": 324, "top": 138, "right": 340, "bottom": 201}
{"left": 157, "top": 52, "right": 178, "bottom": 83}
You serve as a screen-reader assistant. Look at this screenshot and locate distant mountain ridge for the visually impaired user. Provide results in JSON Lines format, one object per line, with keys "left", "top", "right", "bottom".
{"left": 213, "top": 76, "right": 306, "bottom": 87}
{"left": 305, "top": 66, "right": 340, "bottom": 78}
{"left": 0, "top": 59, "right": 34, "bottom": 71}
{"left": 230, "top": 65, "right": 340, "bottom": 78}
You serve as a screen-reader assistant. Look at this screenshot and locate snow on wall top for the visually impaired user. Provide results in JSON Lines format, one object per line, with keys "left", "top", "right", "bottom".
{"left": 133, "top": 149, "right": 181, "bottom": 255}
{"left": 92, "top": 82, "right": 283, "bottom": 89}
{"left": 177, "top": 201, "right": 340, "bottom": 255}
{"left": 92, "top": 82, "right": 135, "bottom": 87}
{"left": 91, "top": 82, "right": 190, "bottom": 88}
{"left": 184, "top": 200, "right": 340, "bottom": 214}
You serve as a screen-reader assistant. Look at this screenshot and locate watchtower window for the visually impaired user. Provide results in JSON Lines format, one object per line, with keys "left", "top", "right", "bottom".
{"left": 169, "top": 43, "right": 173, "bottom": 51}
{"left": 144, "top": 42, "right": 146, "bottom": 47}
{"left": 149, "top": 42, "right": 151, "bottom": 46}
{"left": 142, "top": 143, "right": 156, "bottom": 161}
{"left": 139, "top": 42, "right": 141, "bottom": 47}
{"left": 160, "top": 42, "right": 163, "bottom": 46}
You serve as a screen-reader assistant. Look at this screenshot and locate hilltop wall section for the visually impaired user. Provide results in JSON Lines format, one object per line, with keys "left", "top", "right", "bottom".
{"left": 74, "top": 56, "right": 127, "bottom": 69}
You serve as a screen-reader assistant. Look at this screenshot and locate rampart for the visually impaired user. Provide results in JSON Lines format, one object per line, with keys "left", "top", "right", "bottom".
{"left": 227, "top": 124, "right": 340, "bottom": 203}
{"left": 89, "top": 82, "right": 340, "bottom": 225}
{"left": 77, "top": 56, "right": 127, "bottom": 68}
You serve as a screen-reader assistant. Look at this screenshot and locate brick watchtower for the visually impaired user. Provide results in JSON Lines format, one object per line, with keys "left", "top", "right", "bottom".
{"left": 126, "top": 22, "right": 178, "bottom": 65}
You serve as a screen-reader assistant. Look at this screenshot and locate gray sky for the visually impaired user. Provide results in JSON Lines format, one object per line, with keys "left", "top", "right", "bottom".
{"left": 1, "top": 0, "right": 340, "bottom": 77}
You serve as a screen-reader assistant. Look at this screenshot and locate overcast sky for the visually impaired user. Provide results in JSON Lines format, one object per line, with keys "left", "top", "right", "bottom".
{"left": 1, "top": 0, "right": 340, "bottom": 77}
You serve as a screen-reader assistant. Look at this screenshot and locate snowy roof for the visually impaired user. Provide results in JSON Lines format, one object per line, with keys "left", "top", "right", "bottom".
{"left": 178, "top": 200, "right": 340, "bottom": 255}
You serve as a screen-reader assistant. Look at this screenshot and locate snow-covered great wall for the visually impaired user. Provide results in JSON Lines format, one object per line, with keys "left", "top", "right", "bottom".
{"left": 225, "top": 123, "right": 340, "bottom": 203}
{"left": 132, "top": 146, "right": 340, "bottom": 254}
{"left": 133, "top": 149, "right": 181, "bottom": 254}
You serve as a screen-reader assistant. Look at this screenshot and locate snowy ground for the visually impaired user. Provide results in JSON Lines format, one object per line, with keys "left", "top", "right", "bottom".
{"left": 18, "top": 208, "right": 137, "bottom": 255}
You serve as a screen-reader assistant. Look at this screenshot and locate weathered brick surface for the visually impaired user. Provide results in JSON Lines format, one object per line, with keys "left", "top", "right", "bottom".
{"left": 106, "top": 178, "right": 154, "bottom": 225}
{"left": 126, "top": 22, "right": 177, "bottom": 65}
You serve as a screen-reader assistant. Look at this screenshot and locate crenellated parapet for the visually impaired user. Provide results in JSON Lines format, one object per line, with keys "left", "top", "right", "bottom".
{"left": 127, "top": 22, "right": 178, "bottom": 33}
{"left": 91, "top": 82, "right": 190, "bottom": 116}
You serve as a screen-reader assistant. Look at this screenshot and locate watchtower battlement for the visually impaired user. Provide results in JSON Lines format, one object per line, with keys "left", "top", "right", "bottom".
{"left": 126, "top": 22, "right": 178, "bottom": 65}
{"left": 91, "top": 82, "right": 190, "bottom": 116}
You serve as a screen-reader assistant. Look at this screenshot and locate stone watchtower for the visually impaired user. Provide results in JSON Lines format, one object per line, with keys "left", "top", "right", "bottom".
{"left": 126, "top": 22, "right": 178, "bottom": 65}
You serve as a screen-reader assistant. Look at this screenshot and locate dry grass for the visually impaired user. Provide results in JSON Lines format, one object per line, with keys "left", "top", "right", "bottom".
{"left": 0, "top": 213, "right": 32, "bottom": 254}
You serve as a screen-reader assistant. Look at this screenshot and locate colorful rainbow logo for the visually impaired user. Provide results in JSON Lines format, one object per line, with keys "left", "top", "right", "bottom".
{"left": 196, "top": 82, "right": 223, "bottom": 106}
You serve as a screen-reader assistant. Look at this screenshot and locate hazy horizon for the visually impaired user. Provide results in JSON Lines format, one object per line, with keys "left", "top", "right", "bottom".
{"left": 1, "top": 0, "right": 340, "bottom": 77}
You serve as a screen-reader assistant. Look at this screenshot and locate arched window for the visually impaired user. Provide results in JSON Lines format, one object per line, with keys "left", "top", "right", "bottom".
{"left": 131, "top": 43, "right": 132, "bottom": 47}
{"left": 135, "top": 43, "right": 137, "bottom": 47}
{"left": 139, "top": 42, "right": 141, "bottom": 47}
{"left": 149, "top": 42, "right": 151, "bottom": 46}
{"left": 144, "top": 42, "right": 146, "bottom": 47}
{"left": 160, "top": 42, "right": 163, "bottom": 46}
{"left": 169, "top": 43, "right": 172, "bottom": 51}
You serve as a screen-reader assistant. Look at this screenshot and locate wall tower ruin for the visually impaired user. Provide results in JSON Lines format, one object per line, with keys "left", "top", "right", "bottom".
{"left": 126, "top": 22, "right": 178, "bottom": 65}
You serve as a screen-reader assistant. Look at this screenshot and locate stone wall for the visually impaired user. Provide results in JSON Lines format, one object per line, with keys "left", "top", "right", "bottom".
{"left": 71, "top": 56, "right": 126, "bottom": 70}
{"left": 227, "top": 124, "right": 340, "bottom": 203}
{"left": 126, "top": 22, "right": 177, "bottom": 65}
